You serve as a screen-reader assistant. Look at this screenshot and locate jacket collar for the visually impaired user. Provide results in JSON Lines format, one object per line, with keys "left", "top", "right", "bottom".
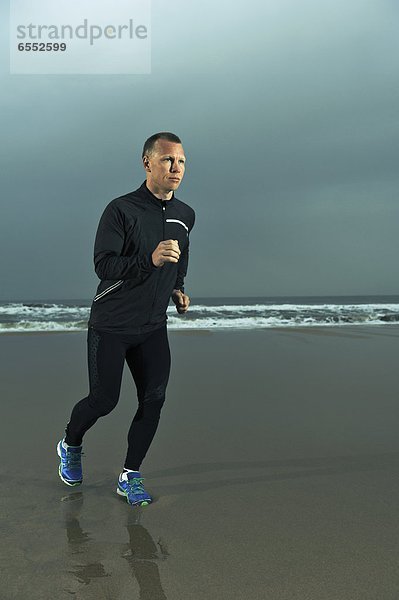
{"left": 138, "top": 180, "right": 175, "bottom": 207}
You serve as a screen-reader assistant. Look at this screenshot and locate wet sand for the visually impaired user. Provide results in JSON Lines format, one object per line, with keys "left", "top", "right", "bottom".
{"left": 1, "top": 325, "right": 399, "bottom": 599}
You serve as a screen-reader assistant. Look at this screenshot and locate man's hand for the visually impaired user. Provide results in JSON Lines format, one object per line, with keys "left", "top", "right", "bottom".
{"left": 171, "top": 289, "right": 190, "bottom": 314}
{"left": 152, "top": 239, "right": 181, "bottom": 267}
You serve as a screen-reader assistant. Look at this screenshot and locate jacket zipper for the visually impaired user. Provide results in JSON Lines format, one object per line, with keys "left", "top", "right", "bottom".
{"left": 148, "top": 201, "right": 166, "bottom": 321}
{"left": 93, "top": 279, "right": 123, "bottom": 302}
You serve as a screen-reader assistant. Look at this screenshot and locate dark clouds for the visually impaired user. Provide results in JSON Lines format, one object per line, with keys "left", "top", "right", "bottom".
{"left": 1, "top": 0, "right": 398, "bottom": 299}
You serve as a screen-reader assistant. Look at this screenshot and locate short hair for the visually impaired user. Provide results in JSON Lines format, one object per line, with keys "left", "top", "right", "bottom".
{"left": 142, "top": 132, "right": 182, "bottom": 158}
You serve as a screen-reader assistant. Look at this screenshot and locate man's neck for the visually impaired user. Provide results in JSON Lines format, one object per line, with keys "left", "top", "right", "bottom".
{"left": 145, "top": 179, "right": 174, "bottom": 200}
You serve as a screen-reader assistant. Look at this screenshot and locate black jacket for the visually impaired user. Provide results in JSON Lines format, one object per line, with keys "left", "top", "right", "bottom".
{"left": 87, "top": 180, "right": 195, "bottom": 334}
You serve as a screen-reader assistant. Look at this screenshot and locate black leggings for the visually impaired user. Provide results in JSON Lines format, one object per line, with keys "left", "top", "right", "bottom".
{"left": 65, "top": 324, "right": 171, "bottom": 470}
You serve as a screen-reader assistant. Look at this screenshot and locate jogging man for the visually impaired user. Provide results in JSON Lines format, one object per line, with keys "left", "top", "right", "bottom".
{"left": 57, "top": 132, "right": 195, "bottom": 506}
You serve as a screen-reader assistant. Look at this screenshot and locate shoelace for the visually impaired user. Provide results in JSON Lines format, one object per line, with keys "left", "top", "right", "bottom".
{"left": 126, "top": 477, "right": 145, "bottom": 494}
{"left": 65, "top": 450, "right": 83, "bottom": 468}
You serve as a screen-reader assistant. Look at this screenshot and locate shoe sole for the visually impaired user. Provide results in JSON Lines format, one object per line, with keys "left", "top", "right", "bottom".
{"left": 116, "top": 486, "right": 151, "bottom": 506}
{"left": 57, "top": 442, "right": 82, "bottom": 487}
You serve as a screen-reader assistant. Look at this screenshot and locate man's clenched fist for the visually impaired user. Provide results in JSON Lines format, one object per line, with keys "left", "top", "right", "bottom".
{"left": 171, "top": 289, "right": 190, "bottom": 314}
{"left": 152, "top": 239, "right": 180, "bottom": 267}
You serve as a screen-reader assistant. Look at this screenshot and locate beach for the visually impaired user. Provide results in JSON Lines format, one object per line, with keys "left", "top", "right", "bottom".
{"left": 1, "top": 325, "right": 399, "bottom": 599}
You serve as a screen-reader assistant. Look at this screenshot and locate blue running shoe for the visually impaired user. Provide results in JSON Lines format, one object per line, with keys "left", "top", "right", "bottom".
{"left": 117, "top": 471, "right": 152, "bottom": 506}
{"left": 57, "top": 439, "right": 83, "bottom": 486}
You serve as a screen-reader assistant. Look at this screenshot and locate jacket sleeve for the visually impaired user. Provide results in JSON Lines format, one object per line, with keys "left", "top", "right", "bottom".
{"left": 173, "top": 209, "right": 195, "bottom": 293}
{"left": 93, "top": 202, "right": 158, "bottom": 280}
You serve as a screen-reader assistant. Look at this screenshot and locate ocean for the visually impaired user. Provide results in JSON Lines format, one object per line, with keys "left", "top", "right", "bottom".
{"left": 0, "top": 295, "right": 398, "bottom": 334}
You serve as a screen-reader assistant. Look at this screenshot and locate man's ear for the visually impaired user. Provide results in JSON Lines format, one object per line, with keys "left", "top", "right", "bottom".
{"left": 143, "top": 156, "right": 151, "bottom": 171}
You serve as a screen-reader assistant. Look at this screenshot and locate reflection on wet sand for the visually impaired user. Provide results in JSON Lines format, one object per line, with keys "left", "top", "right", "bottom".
{"left": 122, "top": 509, "right": 168, "bottom": 600}
{"left": 61, "top": 492, "right": 168, "bottom": 598}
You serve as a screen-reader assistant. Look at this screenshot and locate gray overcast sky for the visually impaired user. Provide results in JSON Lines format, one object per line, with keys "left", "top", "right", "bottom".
{"left": 1, "top": 0, "right": 398, "bottom": 300}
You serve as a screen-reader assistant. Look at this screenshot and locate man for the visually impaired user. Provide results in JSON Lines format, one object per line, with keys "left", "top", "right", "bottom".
{"left": 57, "top": 132, "right": 195, "bottom": 507}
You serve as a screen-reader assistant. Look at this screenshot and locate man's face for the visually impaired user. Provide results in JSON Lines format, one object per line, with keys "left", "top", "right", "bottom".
{"left": 143, "top": 139, "right": 186, "bottom": 193}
